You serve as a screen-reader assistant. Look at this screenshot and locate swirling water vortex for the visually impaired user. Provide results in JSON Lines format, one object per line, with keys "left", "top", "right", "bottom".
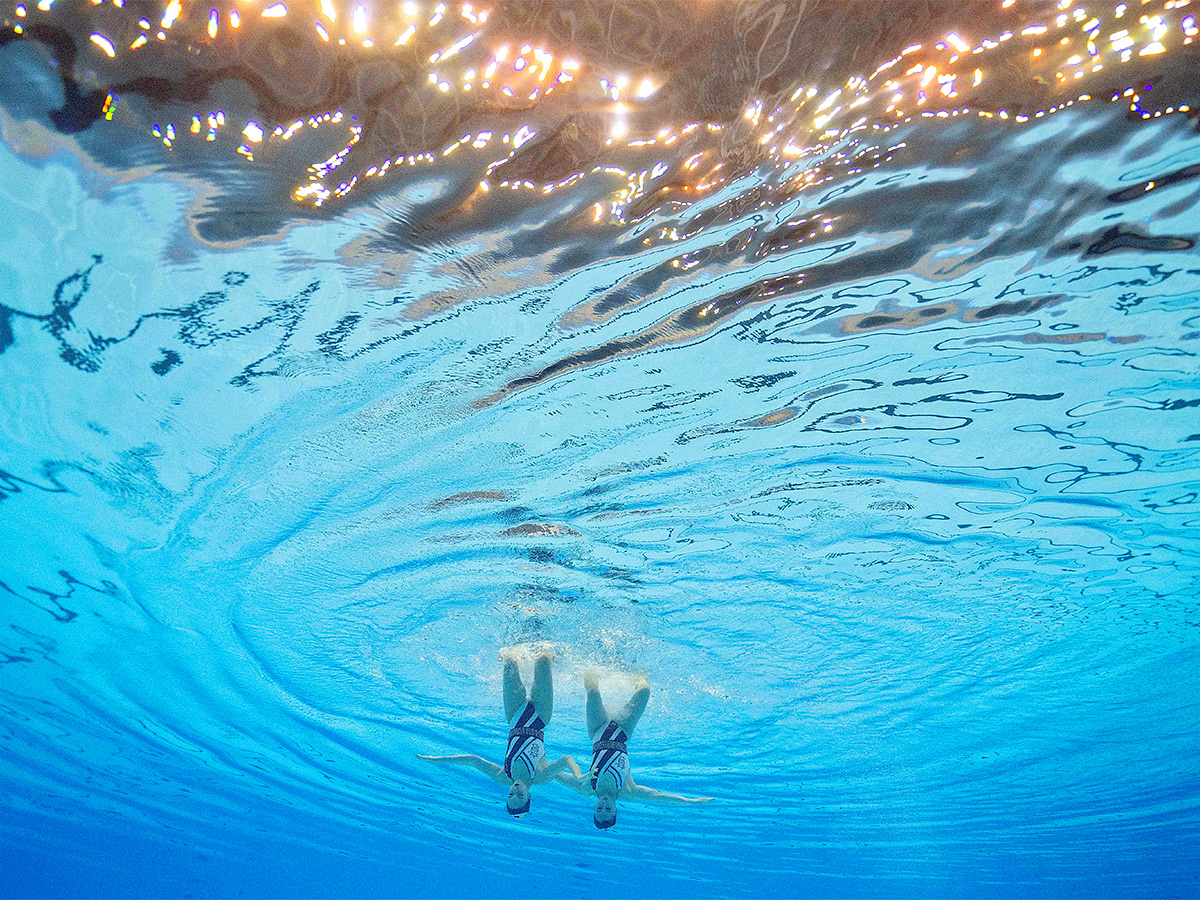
{"left": 1, "top": 1, "right": 1198, "bottom": 896}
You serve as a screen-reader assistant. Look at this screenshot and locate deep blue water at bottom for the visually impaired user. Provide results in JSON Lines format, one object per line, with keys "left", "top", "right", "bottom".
{"left": 2, "top": 36, "right": 1200, "bottom": 899}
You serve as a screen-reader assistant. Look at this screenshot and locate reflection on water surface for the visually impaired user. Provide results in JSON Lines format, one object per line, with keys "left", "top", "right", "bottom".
{"left": 0, "top": 1, "right": 1198, "bottom": 897}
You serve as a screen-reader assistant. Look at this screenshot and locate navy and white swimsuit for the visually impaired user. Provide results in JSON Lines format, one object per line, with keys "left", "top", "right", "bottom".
{"left": 589, "top": 721, "right": 629, "bottom": 793}
{"left": 504, "top": 702, "right": 546, "bottom": 782}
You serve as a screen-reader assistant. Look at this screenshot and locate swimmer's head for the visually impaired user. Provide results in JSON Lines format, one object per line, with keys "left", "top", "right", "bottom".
{"left": 506, "top": 781, "right": 531, "bottom": 817}
{"left": 593, "top": 795, "right": 617, "bottom": 829}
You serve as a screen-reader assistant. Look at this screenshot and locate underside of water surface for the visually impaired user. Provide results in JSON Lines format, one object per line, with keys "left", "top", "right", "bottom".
{"left": 1, "top": 1, "right": 1199, "bottom": 897}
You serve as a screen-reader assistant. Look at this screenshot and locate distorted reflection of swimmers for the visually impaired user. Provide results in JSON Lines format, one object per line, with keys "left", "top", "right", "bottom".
{"left": 555, "top": 673, "right": 712, "bottom": 828}
{"left": 418, "top": 652, "right": 576, "bottom": 817}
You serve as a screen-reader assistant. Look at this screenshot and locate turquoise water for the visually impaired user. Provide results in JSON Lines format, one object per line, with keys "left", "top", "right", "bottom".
{"left": 2, "top": 1, "right": 1199, "bottom": 896}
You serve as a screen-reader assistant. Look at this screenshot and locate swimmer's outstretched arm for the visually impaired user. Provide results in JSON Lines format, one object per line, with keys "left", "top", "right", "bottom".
{"left": 628, "top": 784, "right": 712, "bottom": 804}
{"left": 531, "top": 755, "right": 579, "bottom": 785}
{"left": 417, "top": 754, "right": 507, "bottom": 784}
{"left": 552, "top": 766, "right": 592, "bottom": 795}
{"left": 626, "top": 775, "right": 712, "bottom": 804}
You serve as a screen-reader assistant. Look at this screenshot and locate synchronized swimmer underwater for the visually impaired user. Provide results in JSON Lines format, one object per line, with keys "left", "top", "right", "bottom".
{"left": 419, "top": 653, "right": 712, "bottom": 827}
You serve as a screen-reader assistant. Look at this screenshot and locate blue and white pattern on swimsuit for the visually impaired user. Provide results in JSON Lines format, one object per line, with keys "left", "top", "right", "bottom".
{"left": 589, "top": 721, "right": 629, "bottom": 792}
{"left": 503, "top": 702, "right": 546, "bottom": 781}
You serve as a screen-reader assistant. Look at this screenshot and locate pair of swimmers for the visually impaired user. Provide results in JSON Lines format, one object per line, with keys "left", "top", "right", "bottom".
{"left": 419, "top": 652, "right": 711, "bottom": 828}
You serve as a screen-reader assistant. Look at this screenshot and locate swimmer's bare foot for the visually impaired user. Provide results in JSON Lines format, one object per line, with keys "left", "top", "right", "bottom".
{"left": 535, "top": 650, "right": 555, "bottom": 664}
{"left": 584, "top": 671, "right": 600, "bottom": 692}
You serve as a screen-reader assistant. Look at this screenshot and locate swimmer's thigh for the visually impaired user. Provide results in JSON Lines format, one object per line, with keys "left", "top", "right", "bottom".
{"left": 616, "top": 684, "right": 650, "bottom": 736}
{"left": 585, "top": 682, "right": 609, "bottom": 737}
{"left": 502, "top": 657, "right": 527, "bottom": 722}
{"left": 530, "top": 652, "right": 553, "bottom": 722}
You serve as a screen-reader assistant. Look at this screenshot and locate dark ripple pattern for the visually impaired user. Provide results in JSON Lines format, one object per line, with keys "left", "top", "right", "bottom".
{"left": 2, "top": 6, "right": 1200, "bottom": 898}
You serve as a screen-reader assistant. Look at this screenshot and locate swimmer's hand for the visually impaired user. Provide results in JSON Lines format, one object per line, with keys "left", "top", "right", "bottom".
{"left": 533, "top": 755, "right": 579, "bottom": 785}
{"left": 552, "top": 768, "right": 591, "bottom": 795}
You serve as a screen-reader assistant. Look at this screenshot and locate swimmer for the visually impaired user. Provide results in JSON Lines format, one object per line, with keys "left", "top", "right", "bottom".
{"left": 555, "top": 673, "right": 713, "bottom": 828}
{"left": 418, "top": 651, "right": 577, "bottom": 817}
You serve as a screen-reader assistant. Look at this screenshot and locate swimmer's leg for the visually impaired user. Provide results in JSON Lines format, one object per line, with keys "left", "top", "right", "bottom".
{"left": 615, "top": 677, "right": 650, "bottom": 737}
{"left": 530, "top": 651, "right": 554, "bottom": 722}
{"left": 502, "top": 656, "right": 527, "bottom": 722}
{"left": 585, "top": 672, "right": 609, "bottom": 737}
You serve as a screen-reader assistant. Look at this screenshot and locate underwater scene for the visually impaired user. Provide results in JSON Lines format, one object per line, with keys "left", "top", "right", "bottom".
{"left": 1, "top": 0, "right": 1198, "bottom": 896}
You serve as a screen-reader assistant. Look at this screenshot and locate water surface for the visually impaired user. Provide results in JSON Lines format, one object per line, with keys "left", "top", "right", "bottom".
{"left": 1, "top": 1, "right": 1198, "bottom": 896}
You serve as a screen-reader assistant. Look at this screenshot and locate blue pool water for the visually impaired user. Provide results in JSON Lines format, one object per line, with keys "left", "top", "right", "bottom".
{"left": 1, "top": 1, "right": 1199, "bottom": 896}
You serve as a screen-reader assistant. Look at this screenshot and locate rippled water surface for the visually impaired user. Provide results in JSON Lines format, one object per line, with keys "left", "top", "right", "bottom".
{"left": 2, "top": 1, "right": 1199, "bottom": 896}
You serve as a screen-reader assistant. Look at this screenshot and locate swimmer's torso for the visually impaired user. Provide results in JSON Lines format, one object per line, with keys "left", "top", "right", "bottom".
{"left": 589, "top": 721, "right": 630, "bottom": 794}
{"left": 504, "top": 702, "right": 546, "bottom": 782}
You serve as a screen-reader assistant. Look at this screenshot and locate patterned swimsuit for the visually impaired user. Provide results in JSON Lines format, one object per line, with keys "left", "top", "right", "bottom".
{"left": 503, "top": 701, "right": 546, "bottom": 782}
{"left": 589, "top": 720, "right": 629, "bottom": 792}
